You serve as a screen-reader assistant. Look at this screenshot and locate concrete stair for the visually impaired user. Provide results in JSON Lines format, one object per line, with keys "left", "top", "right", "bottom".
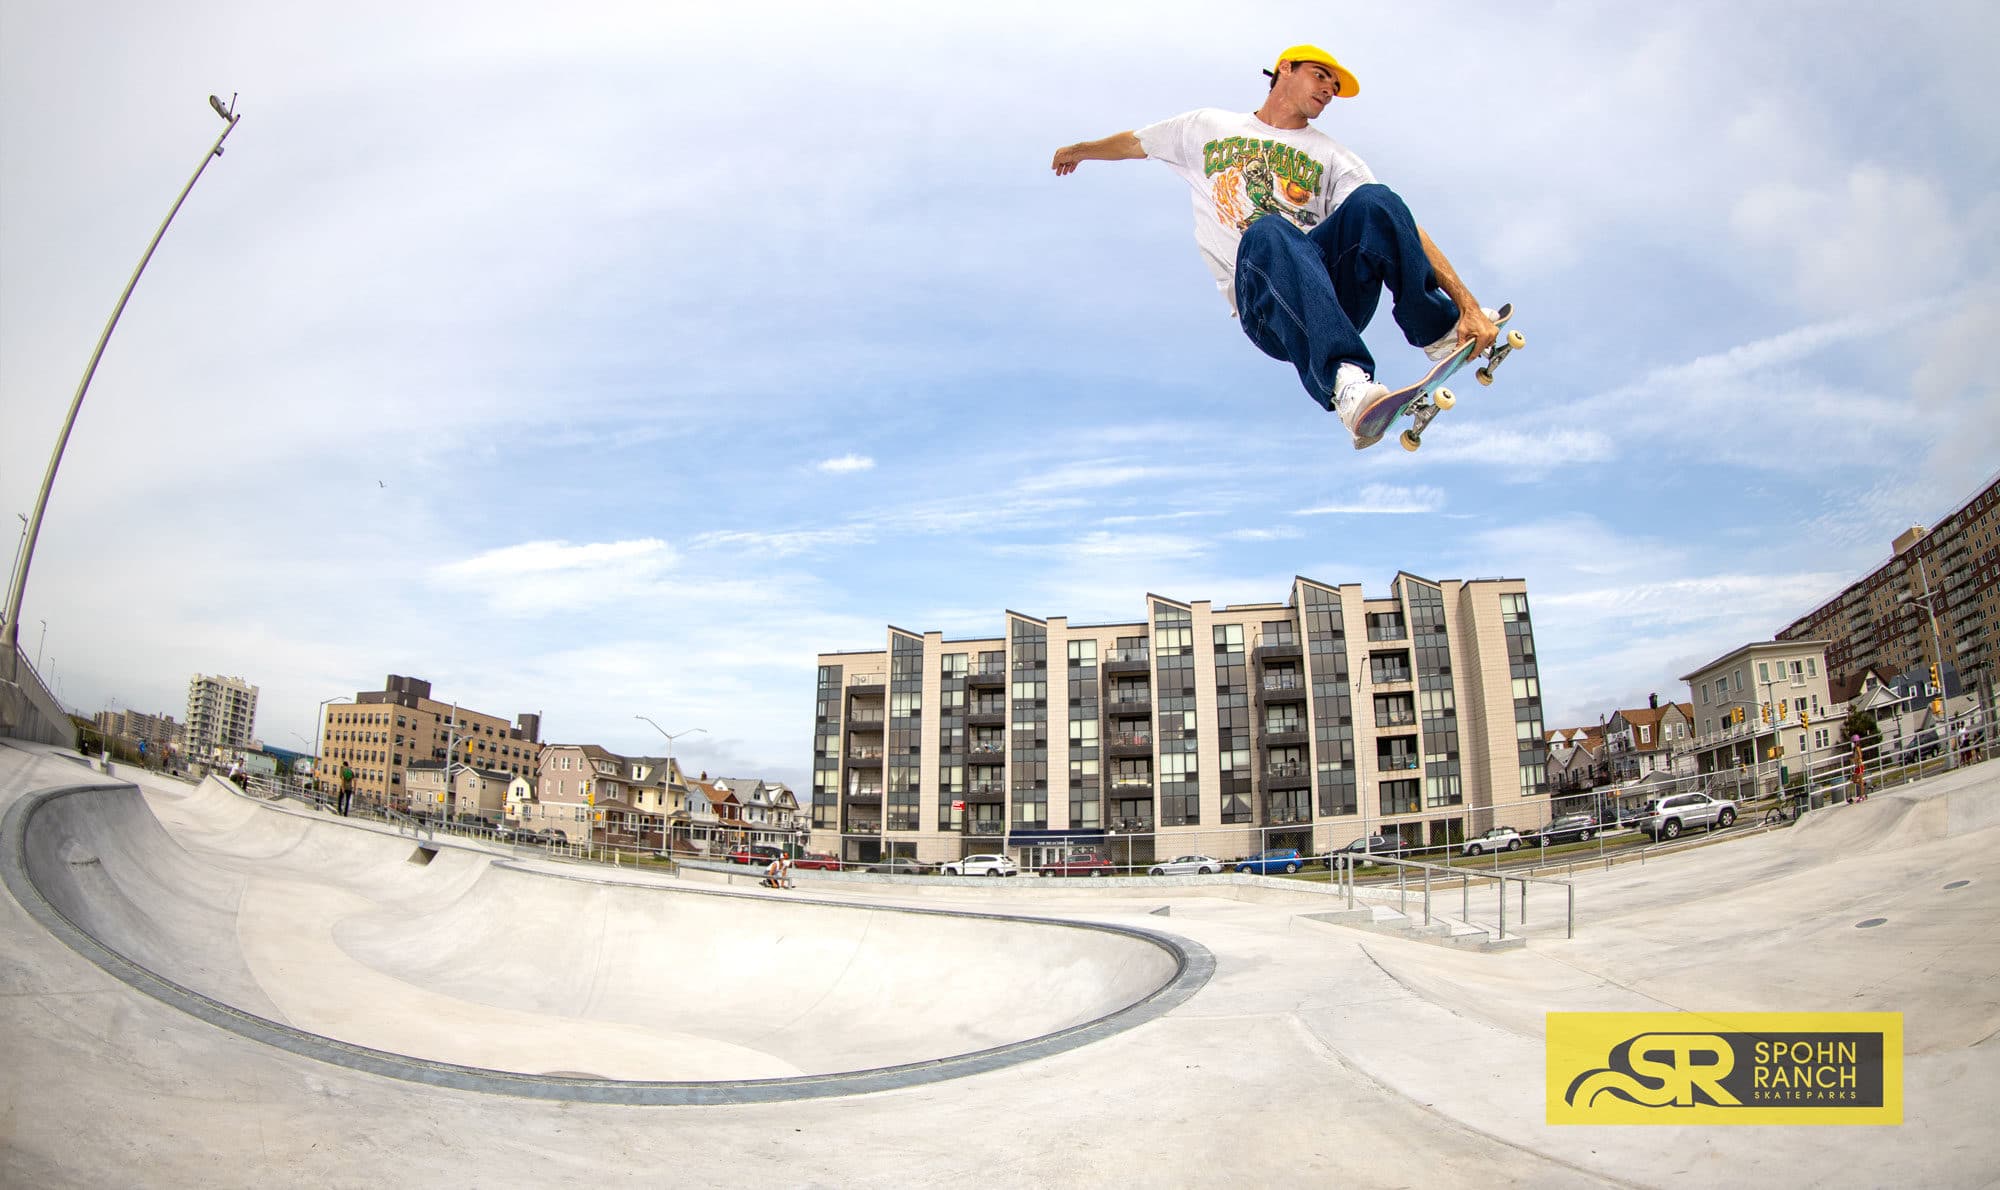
{"left": 1300, "top": 905, "right": 1525, "bottom": 953}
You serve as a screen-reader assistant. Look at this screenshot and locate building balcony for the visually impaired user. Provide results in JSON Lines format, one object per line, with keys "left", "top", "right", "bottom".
{"left": 1103, "top": 733, "right": 1150, "bottom": 757}
{"left": 1263, "top": 763, "right": 1311, "bottom": 791}
{"left": 1262, "top": 724, "right": 1308, "bottom": 747}
{"left": 1369, "top": 670, "right": 1414, "bottom": 689}
{"left": 963, "top": 785, "right": 1006, "bottom": 804}
{"left": 847, "top": 673, "right": 885, "bottom": 695}
{"left": 1108, "top": 813, "right": 1154, "bottom": 833}
{"left": 966, "top": 707, "right": 1005, "bottom": 727}
{"left": 844, "top": 751, "right": 882, "bottom": 769}
{"left": 966, "top": 817, "right": 1007, "bottom": 836}
{"left": 967, "top": 748, "right": 1005, "bottom": 767}
{"left": 1110, "top": 777, "right": 1153, "bottom": 796}
{"left": 1106, "top": 693, "right": 1153, "bottom": 715}
{"left": 1258, "top": 675, "right": 1309, "bottom": 706}
{"left": 966, "top": 666, "right": 1007, "bottom": 688}
{"left": 1102, "top": 648, "right": 1151, "bottom": 675}
{"left": 1252, "top": 636, "right": 1302, "bottom": 663}
{"left": 845, "top": 788, "right": 883, "bottom": 805}
{"left": 1375, "top": 755, "right": 1422, "bottom": 773}
{"left": 845, "top": 818, "right": 881, "bottom": 834}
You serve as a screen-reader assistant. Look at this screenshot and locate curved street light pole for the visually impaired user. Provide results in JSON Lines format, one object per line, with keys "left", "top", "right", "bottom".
{"left": 1, "top": 96, "right": 241, "bottom": 687}
{"left": 636, "top": 716, "right": 705, "bottom": 854}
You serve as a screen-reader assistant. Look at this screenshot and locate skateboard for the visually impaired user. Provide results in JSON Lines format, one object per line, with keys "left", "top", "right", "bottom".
{"left": 1355, "top": 303, "right": 1523, "bottom": 452}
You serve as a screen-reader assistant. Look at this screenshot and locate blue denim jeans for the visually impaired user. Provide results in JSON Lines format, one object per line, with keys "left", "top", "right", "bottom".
{"left": 1233, "top": 183, "right": 1459, "bottom": 410}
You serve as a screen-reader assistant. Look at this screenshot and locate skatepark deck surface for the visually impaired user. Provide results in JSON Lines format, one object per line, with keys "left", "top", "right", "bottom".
{"left": 3, "top": 738, "right": 1997, "bottom": 1187}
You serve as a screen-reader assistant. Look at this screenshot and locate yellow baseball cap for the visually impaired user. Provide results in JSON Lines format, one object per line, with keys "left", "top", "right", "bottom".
{"left": 1270, "top": 44, "right": 1359, "bottom": 98}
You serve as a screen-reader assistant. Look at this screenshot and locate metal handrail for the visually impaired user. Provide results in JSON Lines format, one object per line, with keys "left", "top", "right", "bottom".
{"left": 1337, "top": 851, "right": 1575, "bottom": 941}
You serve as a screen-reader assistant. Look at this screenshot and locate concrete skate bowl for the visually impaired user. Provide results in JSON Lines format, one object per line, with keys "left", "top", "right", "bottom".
{"left": 4, "top": 779, "right": 1211, "bottom": 1104}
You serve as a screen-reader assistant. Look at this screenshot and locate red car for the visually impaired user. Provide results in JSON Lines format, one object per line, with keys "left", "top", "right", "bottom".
{"left": 725, "top": 845, "right": 785, "bottom": 866}
{"left": 1037, "top": 851, "right": 1116, "bottom": 878}
{"left": 793, "top": 852, "right": 844, "bottom": 871}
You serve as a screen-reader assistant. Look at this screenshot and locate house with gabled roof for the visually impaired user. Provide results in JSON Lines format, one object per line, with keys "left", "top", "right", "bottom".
{"left": 1603, "top": 699, "right": 1695, "bottom": 781}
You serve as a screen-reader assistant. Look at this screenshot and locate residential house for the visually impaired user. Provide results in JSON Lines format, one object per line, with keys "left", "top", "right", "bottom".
{"left": 1602, "top": 699, "right": 1695, "bottom": 782}
{"left": 1544, "top": 726, "right": 1608, "bottom": 795}
{"left": 407, "top": 761, "right": 514, "bottom": 821}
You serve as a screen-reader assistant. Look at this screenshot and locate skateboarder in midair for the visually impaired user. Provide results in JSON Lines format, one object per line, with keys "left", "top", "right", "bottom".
{"left": 1051, "top": 44, "right": 1498, "bottom": 448}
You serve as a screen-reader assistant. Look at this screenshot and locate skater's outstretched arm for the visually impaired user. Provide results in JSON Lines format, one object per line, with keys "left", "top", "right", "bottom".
{"left": 1051, "top": 131, "right": 1145, "bottom": 176}
{"left": 1417, "top": 227, "right": 1498, "bottom": 356}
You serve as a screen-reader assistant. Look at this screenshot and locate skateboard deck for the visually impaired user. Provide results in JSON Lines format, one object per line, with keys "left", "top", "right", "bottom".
{"left": 1353, "top": 303, "right": 1522, "bottom": 451}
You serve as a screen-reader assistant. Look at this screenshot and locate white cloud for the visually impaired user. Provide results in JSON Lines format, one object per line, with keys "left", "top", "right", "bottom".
{"left": 1294, "top": 484, "right": 1447, "bottom": 517}
{"left": 816, "top": 453, "right": 875, "bottom": 474}
{"left": 429, "top": 539, "right": 677, "bottom": 617}
{"left": 1733, "top": 167, "right": 1971, "bottom": 312}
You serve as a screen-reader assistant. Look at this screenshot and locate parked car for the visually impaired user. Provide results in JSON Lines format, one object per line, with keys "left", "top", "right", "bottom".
{"left": 1461, "top": 827, "right": 1523, "bottom": 856}
{"left": 1148, "top": 854, "right": 1224, "bottom": 876}
{"left": 1529, "top": 813, "right": 1600, "bottom": 845}
{"left": 1632, "top": 791, "right": 1738, "bottom": 840}
{"left": 1233, "top": 848, "right": 1306, "bottom": 875}
{"left": 1328, "top": 834, "right": 1406, "bottom": 869}
{"left": 726, "top": 844, "right": 786, "bottom": 866}
{"left": 865, "top": 856, "right": 932, "bottom": 875}
{"left": 1037, "top": 851, "right": 1116, "bottom": 878}
{"left": 942, "top": 853, "right": 1019, "bottom": 877}
{"left": 793, "top": 852, "right": 844, "bottom": 871}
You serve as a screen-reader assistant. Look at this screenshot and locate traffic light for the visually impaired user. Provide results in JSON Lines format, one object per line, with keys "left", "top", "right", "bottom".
{"left": 1801, "top": 710, "right": 1811, "bottom": 729}
{"left": 1761, "top": 703, "right": 1771, "bottom": 724}
{"left": 1932, "top": 699, "right": 1944, "bottom": 716}
{"left": 1779, "top": 702, "right": 1789, "bottom": 720}
{"left": 1930, "top": 663, "right": 1941, "bottom": 690}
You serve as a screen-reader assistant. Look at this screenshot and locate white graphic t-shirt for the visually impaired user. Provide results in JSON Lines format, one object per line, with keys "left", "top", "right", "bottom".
{"left": 1135, "top": 108, "right": 1376, "bottom": 315}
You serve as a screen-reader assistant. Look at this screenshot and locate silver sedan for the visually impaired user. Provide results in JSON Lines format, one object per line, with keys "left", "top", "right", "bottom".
{"left": 1148, "top": 854, "right": 1224, "bottom": 876}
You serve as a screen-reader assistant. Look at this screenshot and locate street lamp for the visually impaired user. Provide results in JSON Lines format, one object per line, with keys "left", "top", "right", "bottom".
{"left": 636, "top": 716, "right": 705, "bottom": 854}
{"left": 313, "top": 695, "right": 343, "bottom": 801}
{"left": 1, "top": 95, "right": 242, "bottom": 699}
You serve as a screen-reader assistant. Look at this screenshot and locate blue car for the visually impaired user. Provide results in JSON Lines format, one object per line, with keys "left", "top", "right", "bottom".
{"left": 1233, "top": 848, "right": 1306, "bottom": 875}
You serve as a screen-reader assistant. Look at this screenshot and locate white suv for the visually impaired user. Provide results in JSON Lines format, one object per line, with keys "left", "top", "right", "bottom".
{"left": 942, "top": 853, "right": 1019, "bottom": 877}
{"left": 1634, "top": 792, "right": 1738, "bottom": 840}
{"left": 1462, "top": 827, "right": 1523, "bottom": 856}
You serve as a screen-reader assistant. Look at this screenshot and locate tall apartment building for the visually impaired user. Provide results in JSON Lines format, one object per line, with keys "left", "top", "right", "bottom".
{"left": 185, "top": 674, "right": 258, "bottom": 760}
{"left": 811, "top": 574, "right": 1548, "bottom": 868}
{"left": 318, "top": 674, "right": 541, "bottom": 812}
{"left": 1778, "top": 474, "right": 1999, "bottom": 701}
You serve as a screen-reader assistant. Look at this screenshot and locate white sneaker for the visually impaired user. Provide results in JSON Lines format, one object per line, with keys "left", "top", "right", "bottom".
{"left": 1423, "top": 307, "right": 1501, "bottom": 361}
{"left": 1333, "top": 362, "right": 1391, "bottom": 450}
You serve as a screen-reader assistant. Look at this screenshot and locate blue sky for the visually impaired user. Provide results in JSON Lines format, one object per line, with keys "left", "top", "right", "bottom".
{"left": 3, "top": 1, "right": 1995, "bottom": 789}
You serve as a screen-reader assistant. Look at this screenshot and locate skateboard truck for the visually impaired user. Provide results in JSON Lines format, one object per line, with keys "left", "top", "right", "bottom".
{"left": 1395, "top": 309, "right": 1526, "bottom": 452}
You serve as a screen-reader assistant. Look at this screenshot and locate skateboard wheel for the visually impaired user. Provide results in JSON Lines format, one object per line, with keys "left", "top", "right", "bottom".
{"left": 1475, "top": 367, "right": 1494, "bottom": 386}
{"left": 1506, "top": 330, "right": 1526, "bottom": 350}
{"left": 1400, "top": 430, "right": 1422, "bottom": 452}
{"left": 1435, "top": 387, "right": 1456, "bottom": 410}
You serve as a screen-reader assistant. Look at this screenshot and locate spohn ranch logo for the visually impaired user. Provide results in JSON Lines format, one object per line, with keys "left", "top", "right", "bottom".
{"left": 1546, "top": 1013, "right": 1902, "bottom": 1125}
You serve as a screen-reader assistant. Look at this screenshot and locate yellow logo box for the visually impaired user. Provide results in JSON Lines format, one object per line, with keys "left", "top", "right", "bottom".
{"left": 1547, "top": 1013, "right": 1902, "bottom": 1125}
